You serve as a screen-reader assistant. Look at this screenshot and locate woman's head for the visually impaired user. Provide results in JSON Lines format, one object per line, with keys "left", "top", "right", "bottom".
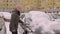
{"left": 15, "top": 4, "right": 22, "bottom": 12}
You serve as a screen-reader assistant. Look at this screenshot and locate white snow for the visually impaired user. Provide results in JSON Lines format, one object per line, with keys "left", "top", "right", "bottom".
{"left": 23, "top": 11, "right": 51, "bottom": 31}
{"left": 1, "top": 11, "right": 60, "bottom": 34}
{"left": 23, "top": 11, "right": 60, "bottom": 34}
{"left": 0, "top": 12, "right": 11, "bottom": 19}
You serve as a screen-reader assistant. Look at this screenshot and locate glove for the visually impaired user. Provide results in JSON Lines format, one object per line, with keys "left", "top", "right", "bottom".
{"left": 12, "top": 29, "right": 16, "bottom": 32}
{"left": 0, "top": 28, "right": 2, "bottom": 31}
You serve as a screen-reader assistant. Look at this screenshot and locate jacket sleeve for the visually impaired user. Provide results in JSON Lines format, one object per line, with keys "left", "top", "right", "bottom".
{"left": 19, "top": 20, "right": 24, "bottom": 25}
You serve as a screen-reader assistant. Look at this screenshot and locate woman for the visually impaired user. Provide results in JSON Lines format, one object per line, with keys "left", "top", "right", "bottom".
{"left": 10, "top": 9, "right": 20, "bottom": 34}
{"left": 9, "top": 5, "right": 25, "bottom": 34}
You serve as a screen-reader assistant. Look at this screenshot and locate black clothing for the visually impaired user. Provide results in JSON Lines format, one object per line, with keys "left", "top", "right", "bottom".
{"left": 9, "top": 9, "right": 20, "bottom": 32}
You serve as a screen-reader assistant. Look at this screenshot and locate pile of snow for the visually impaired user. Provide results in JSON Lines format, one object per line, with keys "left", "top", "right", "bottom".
{"left": 0, "top": 12, "right": 11, "bottom": 19}
{"left": 28, "top": 11, "right": 50, "bottom": 20}
{"left": 23, "top": 11, "right": 60, "bottom": 34}
{"left": 23, "top": 11, "right": 51, "bottom": 31}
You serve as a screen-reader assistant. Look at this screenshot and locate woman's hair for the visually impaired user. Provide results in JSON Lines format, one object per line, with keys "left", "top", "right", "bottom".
{"left": 15, "top": 4, "right": 22, "bottom": 11}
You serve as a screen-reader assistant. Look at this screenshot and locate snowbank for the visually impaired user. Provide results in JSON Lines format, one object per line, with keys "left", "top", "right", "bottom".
{"left": 23, "top": 11, "right": 51, "bottom": 31}
{"left": 23, "top": 11, "right": 60, "bottom": 34}
{"left": 0, "top": 12, "right": 11, "bottom": 19}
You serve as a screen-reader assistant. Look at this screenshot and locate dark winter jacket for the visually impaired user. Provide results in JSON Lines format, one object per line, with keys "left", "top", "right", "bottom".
{"left": 9, "top": 9, "right": 23, "bottom": 32}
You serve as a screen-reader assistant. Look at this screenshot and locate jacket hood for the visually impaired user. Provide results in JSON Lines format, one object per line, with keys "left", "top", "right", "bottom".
{"left": 13, "top": 9, "right": 20, "bottom": 16}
